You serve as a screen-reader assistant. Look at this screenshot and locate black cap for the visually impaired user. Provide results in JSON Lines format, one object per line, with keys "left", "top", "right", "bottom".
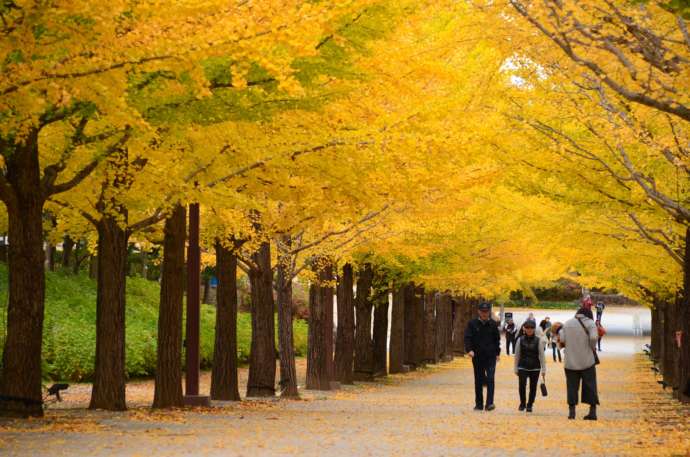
{"left": 523, "top": 320, "right": 536, "bottom": 328}
{"left": 478, "top": 302, "right": 491, "bottom": 311}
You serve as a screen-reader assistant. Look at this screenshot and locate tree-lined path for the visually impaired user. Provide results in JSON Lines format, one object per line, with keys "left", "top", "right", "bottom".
{"left": 1, "top": 337, "right": 688, "bottom": 456}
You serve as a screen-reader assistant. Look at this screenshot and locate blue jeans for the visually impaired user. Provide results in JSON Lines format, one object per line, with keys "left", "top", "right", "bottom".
{"left": 472, "top": 356, "right": 496, "bottom": 407}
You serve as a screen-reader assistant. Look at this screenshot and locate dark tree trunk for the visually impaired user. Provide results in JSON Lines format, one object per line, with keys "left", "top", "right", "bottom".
{"left": 323, "top": 262, "right": 335, "bottom": 386}
{"left": 61, "top": 235, "right": 74, "bottom": 269}
{"left": 372, "top": 292, "right": 389, "bottom": 377}
{"left": 403, "top": 282, "right": 417, "bottom": 369}
{"left": 389, "top": 285, "right": 405, "bottom": 374}
{"left": 307, "top": 259, "right": 333, "bottom": 390}
{"left": 680, "top": 227, "right": 690, "bottom": 401}
{"left": 412, "top": 285, "right": 426, "bottom": 366}
{"left": 153, "top": 205, "right": 186, "bottom": 408}
{"left": 662, "top": 297, "right": 677, "bottom": 389}
{"left": 0, "top": 132, "right": 46, "bottom": 417}
{"left": 424, "top": 291, "right": 438, "bottom": 364}
{"left": 210, "top": 238, "right": 241, "bottom": 401}
{"left": 452, "top": 296, "right": 467, "bottom": 355}
{"left": 90, "top": 214, "right": 129, "bottom": 410}
{"left": 335, "top": 263, "right": 355, "bottom": 384}
{"left": 353, "top": 263, "right": 374, "bottom": 381}
{"left": 276, "top": 236, "right": 298, "bottom": 398}
{"left": 247, "top": 241, "right": 276, "bottom": 397}
{"left": 651, "top": 298, "right": 661, "bottom": 363}
{"left": 439, "top": 294, "right": 454, "bottom": 361}
{"left": 0, "top": 237, "right": 8, "bottom": 263}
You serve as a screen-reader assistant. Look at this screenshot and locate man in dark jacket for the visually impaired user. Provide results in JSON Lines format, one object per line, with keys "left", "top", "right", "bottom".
{"left": 465, "top": 302, "right": 501, "bottom": 411}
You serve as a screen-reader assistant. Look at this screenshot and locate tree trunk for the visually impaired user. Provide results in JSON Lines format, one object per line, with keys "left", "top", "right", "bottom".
{"left": 90, "top": 215, "right": 129, "bottom": 410}
{"left": 61, "top": 235, "right": 74, "bottom": 269}
{"left": 247, "top": 241, "right": 276, "bottom": 397}
{"left": 276, "top": 236, "right": 298, "bottom": 398}
{"left": 202, "top": 275, "right": 211, "bottom": 304}
{"left": 389, "top": 285, "right": 405, "bottom": 374}
{"left": 413, "top": 285, "right": 426, "bottom": 366}
{"left": 651, "top": 298, "right": 661, "bottom": 363}
{"left": 323, "top": 262, "right": 335, "bottom": 386}
{"left": 424, "top": 291, "right": 437, "bottom": 364}
{"left": 0, "top": 132, "right": 46, "bottom": 417}
{"left": 353, "top": 263, "right": 374, "bottom": 381}
{"left": 662, "top": 297, "right": 677, "bottom": 389}
{"left": 334, "top": 263, "right": 355, "bottom": 384}
{"left": 210, "top": 238, "right": 241, "bottom": 401}
{"left": 403, "top": 282, "right": 417, "bottom": 369}
{"left": 153, "top": 205, "right": 186, "bottom": 408}
{"left": 439, "top": 294, "right": 453, "bottom": 361}
{"left": 372, "top": 291, "right": 389, "bottom": 377}
{"left": 679, "top": 227, "right": 690, "bottom": 401}
{"left": 307, "top": 259, "right": 333, "bottom": 390}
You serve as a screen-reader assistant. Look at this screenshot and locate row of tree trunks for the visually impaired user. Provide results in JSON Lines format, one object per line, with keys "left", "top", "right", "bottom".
{"left": 334, "top": 264, "right": 355, "bottom": 384}
{"left": 353, "top": 264, "right": 374, "bottom": 381}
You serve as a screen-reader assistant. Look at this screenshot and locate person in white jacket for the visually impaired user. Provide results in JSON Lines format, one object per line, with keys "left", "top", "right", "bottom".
{"left": 558, "top": 307, "right": 599, "bottom": 420}
{"left": 513, "top": 320, "right": 546, "bottom": 413}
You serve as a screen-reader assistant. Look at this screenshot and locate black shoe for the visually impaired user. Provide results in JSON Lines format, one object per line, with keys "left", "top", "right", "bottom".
{"left": 583, "top": 405, "right": 597, "bottom": 420}
{"left": 474, "top": 405, "right": 483, "bottom": 411}
{"left": 518, "top": 404, "right": 525, "bottom": 411}
{"left": 485, "top": 404, "right": 496, "bottom": 411}
{"left": 526, "top": 405, "right": 533, "bottom": 413}
{"left": 568, "top": 406, "right": 576, "bottom": 420}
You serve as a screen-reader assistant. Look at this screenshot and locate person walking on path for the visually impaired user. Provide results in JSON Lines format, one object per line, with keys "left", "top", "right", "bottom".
{"left": 514, "top": 320, "right": 546, "bottom": 413}
{"left": 503, "top": 318, "right": 517, "bottom": 355}
{"left": 595, "top": 301, "right": 605, "bottom": 321}
{"left": 465, "top": 302, "right": 501, "bottom": 411}
{"left": 557, "top": 307, "right": 600, "bottom": 420}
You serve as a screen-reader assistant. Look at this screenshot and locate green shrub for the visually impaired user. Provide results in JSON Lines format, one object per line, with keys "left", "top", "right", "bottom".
{"left": 0, "top": 263, "right": 308, "bottom": 382}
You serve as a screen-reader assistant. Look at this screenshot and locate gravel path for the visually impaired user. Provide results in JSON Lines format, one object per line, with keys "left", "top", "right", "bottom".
{"left": 1, "top": 338, "right": 688, "bottom": 456}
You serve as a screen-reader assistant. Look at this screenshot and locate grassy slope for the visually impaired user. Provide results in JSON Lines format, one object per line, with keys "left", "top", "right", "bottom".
{"left": 0, "top": 263, "right": 307, "bottom": 382}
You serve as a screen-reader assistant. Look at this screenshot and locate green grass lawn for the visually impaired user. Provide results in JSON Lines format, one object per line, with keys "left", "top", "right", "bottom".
{"left": 0, "top": 263, "right": 308, "bottom": 382}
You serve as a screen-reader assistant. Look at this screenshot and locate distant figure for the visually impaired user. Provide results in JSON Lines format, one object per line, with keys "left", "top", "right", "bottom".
{"left": 518, "top": 312, "right": 537, "bottom": 339}
{"left": 503, "top": 318, "right": 518, "bottom": 355}
{"left": 514, "top": 320, "right": 546, "bottom": 413}
{"left": 595, "top": 301, "right": 605, "bottom": 321}
{"left": 558, "top": 307, "right": 599, "bottom": 420}
{"left": 539, "top": 317, "right": 552, "bottom": 339}
{"left": 465, "top": 302, "right": 501, "bottom": 412}
{"left": 551, "top": 322, "right": 563, "bottom": 362}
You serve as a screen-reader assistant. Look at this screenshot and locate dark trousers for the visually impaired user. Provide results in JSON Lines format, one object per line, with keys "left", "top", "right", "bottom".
{"left": 505, "top": 336, "right": 516, "bottom": 355}
{"left": 552, "top": 343, "right": 561, "bottom": 362}
{"left": 472, "top": 357, "right": 496, "bottom": 407}
{"left": 597, "top": 337, "right": 602, "bottom": 351}
{"left": 518, "top": 370, "right": 539, "bottom": 407}
{"left": 565, "top": 366, "right": 599, "bottom": 406}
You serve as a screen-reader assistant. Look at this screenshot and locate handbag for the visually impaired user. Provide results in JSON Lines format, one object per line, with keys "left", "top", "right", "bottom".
{"left": 540, "top": 377, "right": 548, "bottom": 397}
{"left": 576, "top": 318, "right": 600, "bottom": 365}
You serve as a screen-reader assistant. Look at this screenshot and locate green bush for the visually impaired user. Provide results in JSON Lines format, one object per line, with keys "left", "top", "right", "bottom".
{"left": 0, "top": 263, "right": 308, "bottom": 382}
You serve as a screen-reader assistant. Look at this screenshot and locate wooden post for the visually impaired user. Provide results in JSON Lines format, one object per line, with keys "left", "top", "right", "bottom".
{"left": 184, "top": 203, "right": 209, "bottom": 406}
